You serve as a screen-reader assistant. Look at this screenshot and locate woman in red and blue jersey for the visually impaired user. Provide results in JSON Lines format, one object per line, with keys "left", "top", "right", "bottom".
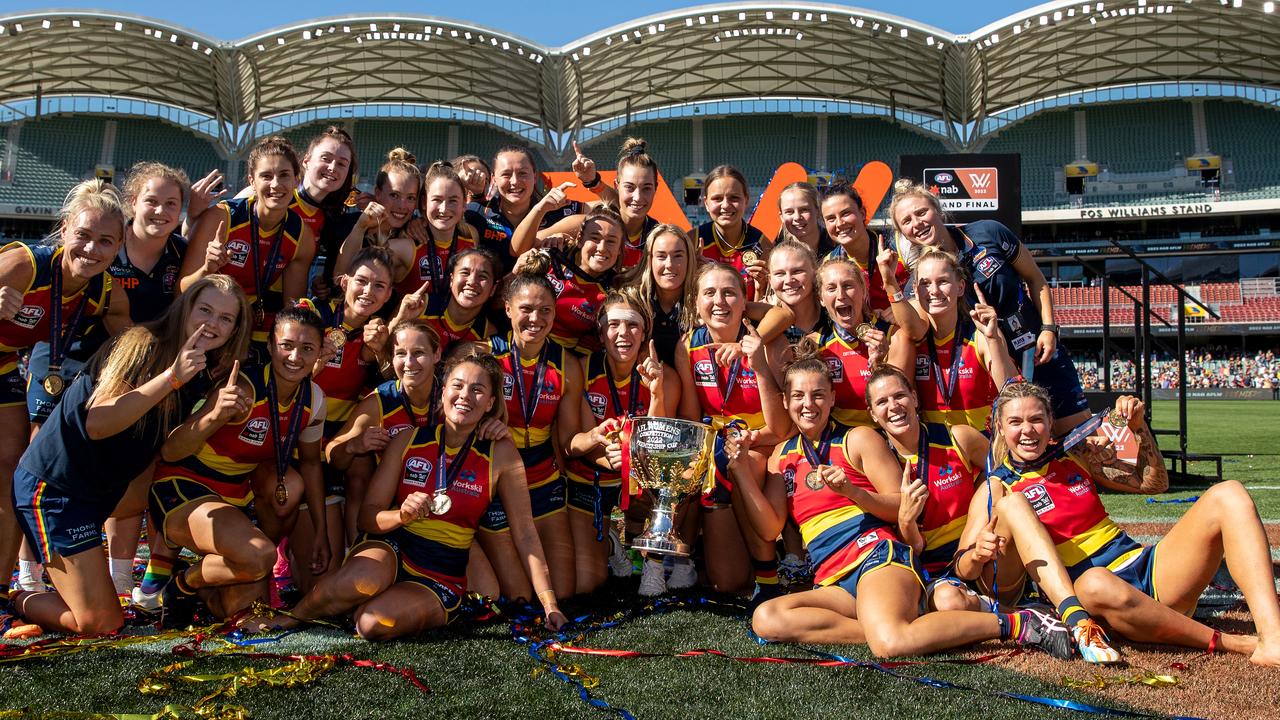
{"left": 529, "top": 138, "right": 664, "bottom": 268}
{"left": 990, "top": 381, "right": 1280, "bottom": 665}
{"left": 289, "top": 246, "right": 395, "bottom": 591}
{"left": 564, "top": 289, "right": 678, "bottom": 594}
{"left": 674, "top": 262, "right": 790, "bottom": 599}
{"left": 767, "top": 238, "right": 825, "bottom": 346}
{"left": 181, "top": 136, "right": 316, "bottom": 347}
{"left": 257, "top": 350, "right": 567, "bottom": 640}
{"left": 147, "top": 307, "right": 329, "bottom": 620}
{"left": 476, "top": 256, "right": 583, "bottom": 601}
{"left": 387, "top": 161, "right": 477, "bottom": 300}
{"left": 529, "top": 204, "right": 623, "bottom": 354}
{"left": 0, "top": 180, "right": 131, "bottom": 598}
{"left": 696, "top": 165, "right": 768, "bottom": 300}
{"left": 900, "top": 247, "right": 1015, "bottom": 430}
{"left": 819, "top": 182, "right": 909, "bottom": 317}
{"left": 742, "top": 350, "right": 1074, "bottom": 661}
{"left": 775, "top": 182, "right": 834, "bottom": 259}
{"left": 812, "top": 255, "right": 908, "bottom": 428}
{"left": 867, "top": 367, "right": 1120, "bottom": 663}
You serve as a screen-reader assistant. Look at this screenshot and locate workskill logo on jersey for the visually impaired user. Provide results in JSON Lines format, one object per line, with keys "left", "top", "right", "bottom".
{"left": 924, "top": 168, "right": 999, "bottom": 211}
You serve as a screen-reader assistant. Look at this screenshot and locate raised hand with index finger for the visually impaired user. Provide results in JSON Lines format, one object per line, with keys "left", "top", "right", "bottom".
{"left": 571, "top": 141, "right": 598, "bottom": 186}
{"left": 210, "top": 360, "right": 250, "bottom": 423}
{"left": 876, "top": 234, "right": 900, "bottom": 285}
{"left": 171, "top": 323, "right": 211, "bottom": 384}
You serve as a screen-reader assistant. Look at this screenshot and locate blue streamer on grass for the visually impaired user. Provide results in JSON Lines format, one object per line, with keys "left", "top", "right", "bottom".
{"left": 1145, "top": 496, "right": 1199, "bottom": 504}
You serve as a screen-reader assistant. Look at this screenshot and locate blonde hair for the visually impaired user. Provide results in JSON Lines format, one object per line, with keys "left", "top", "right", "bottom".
{"left": 774, "top": 182, "right": 820, "bottom": 245}
{"left": 421, "top": 160, "right": 478, "bottom": 245}
{"left": 122, "top": 162, "right": 190, "bottom": 209}
{"left": 816, "top": 254, "right": 873, "bottom": 327}
{"left": 629, "top": 223, "right": 699, "bottom": 332}
{"left": 570, "top": 203, "right": 625, "bottom": 273}
{"left": 888, "top": 178, "right": 946, "bottom": 271}
{"left": 989, "top": 380, "right": 1053, "bottom": 467}
{"left": 91, "top": 274, "right": 251, "bottom": 436}
{"left": 767, "top": 238, "right": 820, "bottom": 313}
{"left": 365, "top": 148, "right": 422, "bottom": 246}
{"left": 595, "top": 286, "right": 654, "bottom": 342}
{"left": 46, "top": 179, "right": 127, "bottom": 247}
{"left": 912, "top": 246, "right": 970, "bottom": 316}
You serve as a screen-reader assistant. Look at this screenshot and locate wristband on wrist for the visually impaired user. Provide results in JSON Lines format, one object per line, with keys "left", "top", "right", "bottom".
{"left": 1041, "top": 323, "right": 1060, "bottom": 336}
{"left": 166, "top": 369, "right": 183, "bottom": 391}
{"left": 582, "top": 172, "right": 601, "bottom": 190}
{"left": 888, "top": 289, "right": 906, "bottom": 303}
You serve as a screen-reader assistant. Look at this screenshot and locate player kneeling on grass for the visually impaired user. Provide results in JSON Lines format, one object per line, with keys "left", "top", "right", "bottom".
{"left": 741, "top": 349, "right": 1074, "bottom": 660}
{"left": 990, "top": 381, "right": 1280, "bottom": 665}
{"left": 250, "top": 348, "right": 567, "bottom": 640}
{"left": 864, "top": 366, "right": 1119, "bottom": 663}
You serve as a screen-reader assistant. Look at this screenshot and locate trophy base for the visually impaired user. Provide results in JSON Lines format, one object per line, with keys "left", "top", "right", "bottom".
{"left": 631, "top": 535, "right": 692, "bottom": 557}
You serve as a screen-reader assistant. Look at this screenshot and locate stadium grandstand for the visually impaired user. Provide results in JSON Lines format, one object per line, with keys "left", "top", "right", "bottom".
{"left": 0, "top": 1, "right": 1277, "bottom": 362}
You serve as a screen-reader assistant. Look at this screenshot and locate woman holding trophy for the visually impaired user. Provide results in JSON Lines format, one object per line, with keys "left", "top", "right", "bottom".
{"left": 564, "top": 289, "right": 677, "bottom": 594}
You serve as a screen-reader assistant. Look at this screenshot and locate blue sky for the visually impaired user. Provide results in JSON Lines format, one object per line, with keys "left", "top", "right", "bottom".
{"left": 3, "top": 1, "right": 1034, "bottom": 44}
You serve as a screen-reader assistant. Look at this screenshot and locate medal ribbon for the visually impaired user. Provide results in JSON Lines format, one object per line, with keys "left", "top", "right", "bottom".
{"left": 397, "top": 381, "right": 430, "bottom": 428}
{"left": 426, "top": 231, "right": 458, "bottom": 294}
{"left": 510, "top": 339, "right": 549, "bottom": 448}
{"left": 1006, "top": 410, "right": 1107, "bottom": 474}
{"left": 266, "top": 367, "right": 310, "bottom": 485}
{"left": 798, "top": 423, "right": 833, "bottom": 471}
{"left": 248, "top": 199, "right": 288, "bottom": 310}
{"left": 914, "top": 424, "right": 931, "bottom": 487}
{"left": 926, "top": 320, "right": 968, "bottom": 406}
{"left": 605, "top": 361, "right": 642, "bottom": 419}
{"left": 435, "top": 426, "right": 476, "bottom": 497}
{"left": 47, "top": 251, "right": 92, "bottom": 373}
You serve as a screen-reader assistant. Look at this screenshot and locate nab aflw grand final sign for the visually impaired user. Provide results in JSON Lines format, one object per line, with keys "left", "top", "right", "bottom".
{"left": 899, "top": 154, "right": 1022, "bottom": 235}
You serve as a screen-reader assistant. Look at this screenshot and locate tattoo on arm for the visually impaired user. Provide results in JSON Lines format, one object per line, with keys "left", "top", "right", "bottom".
{"left": 1074, "top": 425, "right": 1168, "bottom": 494}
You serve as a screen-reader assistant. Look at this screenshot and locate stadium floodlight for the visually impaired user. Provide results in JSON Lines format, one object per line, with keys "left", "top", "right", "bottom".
{"left": 393, "top": 23, "right": 400, "bottom": 32}
{"left": 1232, "top": 0, "right": 1242, "bottom": 7}
{"left": 795, "top": 32, "right": 804, "bottom": 40}
{"left": 114, "top": 21, "right": 122, "bottom": 30}
{"left": 738, "top": 12, "right": 746, "bottom": 20}
{"left": 766, "top": 11, "right": 773, "bottom": 20}
{"left": 1012, "top": 24, "right": 1021, "bottom": 34}
{"left": 927, "top": 35, "right": 936, "bottom": 43}
{"left": 72, "top": 20, "right": 80, "bottom": 27}
{"left": 900, "top": 27, "right": 909, "bottom": 37}
{"left": 820, "top": 13, "right": 828, "bottom": 21}
{"left": 41, "top": 19, "right": 50, "bottom": 29}
{"left": 369, "top": 23, "right": 377, "bottom": 32}
{"left": 1267, "top": 1, "right": 1276, "bottom": 12}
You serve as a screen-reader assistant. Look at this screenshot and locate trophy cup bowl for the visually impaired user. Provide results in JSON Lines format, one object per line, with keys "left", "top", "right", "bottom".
{"left": 626, "top": 417, "right": 714, "bottom": 556}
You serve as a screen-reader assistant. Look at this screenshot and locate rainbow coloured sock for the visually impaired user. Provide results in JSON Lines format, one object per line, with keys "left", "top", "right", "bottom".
{"left": 139, "top": 557, "right": 174, "bottom": 595}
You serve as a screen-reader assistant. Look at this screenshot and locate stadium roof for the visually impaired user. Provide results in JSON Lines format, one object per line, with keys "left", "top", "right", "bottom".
{"left": 1, "top": 1, "right": 1278, "bottom": 157}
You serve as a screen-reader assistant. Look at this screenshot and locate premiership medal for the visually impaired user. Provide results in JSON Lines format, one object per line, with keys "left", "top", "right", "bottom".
{"left": 325, "top": 327, "right": 347, "bottom": 350}
{"left": 430, "top": 491, "right": 453, "bottom": 516}
{"left": 252, "top": 300, "right": 266, "bottom": 328}
{"left": 274, "top": 481, "right": 288, "bottom": 506}
{"left": 804, "top": 468, "right": 825, "bottom": 491}
{"left": 741, "top": 250, "right": 760, "bottom": 266}
{"left": 1107, "top": 409, "right": 1127, "bottom": 428}
{"left": 855, "top": 323, "right": 874, "bottom": 341}
{"left": 42, "top": 373, "right": 65, "bottom": 397}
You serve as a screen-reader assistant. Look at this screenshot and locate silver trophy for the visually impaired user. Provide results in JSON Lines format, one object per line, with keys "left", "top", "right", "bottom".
{"left": 625, "top": 417, "right": 715, "bottom": 556}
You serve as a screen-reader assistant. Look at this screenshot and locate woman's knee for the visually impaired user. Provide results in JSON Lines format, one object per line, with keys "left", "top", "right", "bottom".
{"left": 1074, "top": 567, "right": 1128, "bottom": 611}
{"left": 354, "top": 609, "right": 402, "bottom": 642}
{"left": 71, "top": 605, "right": 125, "bottom": 635}
{"left": 864, "top": 627, "right": 910, "bottom": 659}
{"left": 1204, "top": 479, "right": 1253, "bottom": 514}
{"left": 750, "top": 598, "right": 792, "bottom": 642}
{"left": 226, "top": 536, "right": 276, "bottom": 580}
{"left": 930, "top": 584, "right": 975, "bottom": 612}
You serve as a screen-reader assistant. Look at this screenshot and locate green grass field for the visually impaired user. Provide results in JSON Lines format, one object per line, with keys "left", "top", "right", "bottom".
{"left": 1, "top": 400, "right": 1276, "bottom": 719}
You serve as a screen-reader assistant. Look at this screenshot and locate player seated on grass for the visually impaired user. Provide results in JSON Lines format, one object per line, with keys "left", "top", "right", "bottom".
{"left": 249, "top": 348, "right": 567, "bottom": 640}
{"left": 989, "top": 380, "right": 1280, "bottom": 666}
{"left": 864, "top": 365, "right": 1119, "bottom": 663}
{"left": 740, "top": 348, "right": 1075, "bottom": 660}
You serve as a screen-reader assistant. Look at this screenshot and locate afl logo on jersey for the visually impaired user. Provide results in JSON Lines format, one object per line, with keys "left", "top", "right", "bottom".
{"left": 1023, "top": 483, "right": 1055, "bottom": 515}
{"left": 975, "top": 255, "right": 999, "bottom": 279}
{"left": 915, "top": 354, "right": 931, "bottom": 380}
{"left": 404, "top": 456, "right": 433, "bottom": 487}
{"left": 162, "top": 268, "right": 179, "bottom": 293}
{"left": 546, "top": 274, "right": 565, "bottom": 296}
{"left": 12, "top": 305, "right": 45, "bottom": 329}
{"left": 239, "top": 417, "right": 270, "bottom": 446}
{"left": 783, "top": 466, "right": 796, "bottom": 497}
{"left": 587, "top": 392, "right": 608, "bottom": 418}
{"left": 825, "top": 356, "right": 845, "bottom": 383}
{"left": 227, "top": 239, "right": 251, "bottom": 268}
{"left": 693, "top": 359, "right": 716, "bottom": 385}
{"left": 387, "top": 423, "right": 412, "bottom": 438}
{"left": 502, "top": 372, "right": 515, "bottom": 400}
{"left": 417, "top": 256, "right": 432, "bottom": 279}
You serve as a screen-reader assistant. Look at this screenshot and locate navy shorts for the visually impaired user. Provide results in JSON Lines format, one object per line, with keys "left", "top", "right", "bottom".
{"left": 1025, "top": 344, "right": 1089, "bottom": 420}
{"left": 480, "top": 477, "right": 566, "bottom": 532}
{"left": 354, "top": 532, "right": 463, "bottom": 620}
{"left": 833, "top": 539, "right": 925, "bottom": 600}
{"left": 567, "top": 476, "right": 621, "bottom": 517}
{"left": 148, "top": 476, "right": 252, "bottom": 547}
{"left": 26, "top": 342, "right": 88, "bottom": 424}
{"left": 1068, "top": 533, "right": 1159, "bottom": 600}
{"left": 13, "top": 467, "right": 110, "bottom": 563}
{"left": 0, "top": 366, "right": 26, "bottom": 408}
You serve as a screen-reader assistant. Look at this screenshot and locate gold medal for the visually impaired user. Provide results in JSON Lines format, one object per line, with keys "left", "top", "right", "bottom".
{"left": 804, "top": 469, "right": 825, "bottom": 491}
{"left": 325, "top": 328, "right": 347, "bottom": 350}
{"left": 274, "top": 481, "right": 288, "bottom": 506}
{"left": 855, "top": 323, "right": 874, "bottom": 341}
{"left": 253, "top": 301, "right": 266, "bottom": 328}
{"left": 1107, "top": 410, "right": 1127, "bottom": 428}
{"left": 41, "top": 373, "right": 64, "bottom": 397}
{"left": 724, "top": 425, "right": 745, "bottom": 443}
{"left": 741, "top": 250, "right": 760, "bottom": 266}
{"left": 431, "top": 491, "right": 452, "bottom": 516}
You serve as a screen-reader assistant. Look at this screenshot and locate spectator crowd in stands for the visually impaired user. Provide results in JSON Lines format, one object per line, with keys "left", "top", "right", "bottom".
{"left": 1073, "top": 346, "right": 1280, "bottom": 390}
